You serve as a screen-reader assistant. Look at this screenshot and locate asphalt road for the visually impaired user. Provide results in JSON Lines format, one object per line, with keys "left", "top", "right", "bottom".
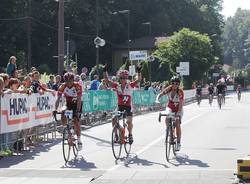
{"left": 1, "top": 92, "right": 250, "bottom": 184}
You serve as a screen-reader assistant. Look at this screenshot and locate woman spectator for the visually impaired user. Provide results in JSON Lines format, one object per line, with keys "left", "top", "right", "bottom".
{"left": 52, "top": 75, "right": 61, "bottom": 91}
{"left": 6, "top": 56, "right": 17, "bottom": 78}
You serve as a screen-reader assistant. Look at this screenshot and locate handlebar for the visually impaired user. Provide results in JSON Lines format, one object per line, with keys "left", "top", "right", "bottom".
{"left": 158, "top": 112, "right": 177, "bottom": 122}
{"left": 112, "top": 110, "right": 127, "bottom": 118}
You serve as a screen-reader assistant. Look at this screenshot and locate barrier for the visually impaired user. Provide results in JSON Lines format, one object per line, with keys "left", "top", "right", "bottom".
{"left": 0, "top": 93, "right": 55, "bottom": 134}
{"left": 0, "top": 89, "right": 196, "bottom": 154}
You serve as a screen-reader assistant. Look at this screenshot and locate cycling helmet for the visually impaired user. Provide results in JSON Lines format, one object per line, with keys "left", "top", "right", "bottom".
{"left": 117, "top": 70, "right": 129, "bottom": 79}
{"left": 63, "top": 72, "right": 75, "bottom": 82}
{"left": 210, "top": 83, "right": 213, "bottom": 86}
{"left": 170, "top": 76, "right": 180, "bottom": 83}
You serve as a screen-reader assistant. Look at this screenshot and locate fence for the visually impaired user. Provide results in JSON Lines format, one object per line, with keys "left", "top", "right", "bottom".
{"left": 0, "top": 89, "right": 196, "bottom": 154}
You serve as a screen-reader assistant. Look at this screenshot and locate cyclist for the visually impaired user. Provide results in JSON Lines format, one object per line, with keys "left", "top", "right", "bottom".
{"left": 155, "top": 76, "right": 184, "bottom": 151}
{"left": 54, "top": 72, "right": 83, "bottom": 150}
{"left": 216, "top": 80, "right": 224, "bottom": 103}
{"left": 208, "top": 83, "right": 214, "bottom": 104}
{"left": 103, "top": 64, "right": 141, "bottom": 144}
{"left": 236, "top": 84, "right": 241, "bottom": 100}
{"left": 196, "top": 84, "right": 202, "bottom": 104}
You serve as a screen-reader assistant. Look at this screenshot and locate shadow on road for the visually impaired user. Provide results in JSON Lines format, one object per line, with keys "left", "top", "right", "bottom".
{"left": 170, "top": 153, "right": 209, "bottom": 167}
{"left": 62, "top": 156, "right": 97, "bottom": 170}
{"left": 123, "top": 155, "right": 168, "bottom": 168}
{"left": 82, "top": 133, "right": 111, "bottom": 147}
{"left": 0, "top": 139, "right": 61, "bottom": 168}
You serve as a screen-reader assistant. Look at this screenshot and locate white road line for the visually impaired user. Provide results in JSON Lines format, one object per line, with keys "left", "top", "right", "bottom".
{"left": 107, "top": 112, "right": 208, "bottom": 171}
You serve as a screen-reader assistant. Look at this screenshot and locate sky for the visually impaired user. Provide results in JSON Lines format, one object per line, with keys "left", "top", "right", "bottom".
{"left": 222, "top": 0, "right": 250, "bottom": 18}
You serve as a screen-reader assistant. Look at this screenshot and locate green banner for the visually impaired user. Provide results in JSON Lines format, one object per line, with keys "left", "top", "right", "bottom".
{"left": 82, "top": 90, "right": 117, "bottom": 112}
{"left": 82, "top": 90, "right": 167, "bottom": 112}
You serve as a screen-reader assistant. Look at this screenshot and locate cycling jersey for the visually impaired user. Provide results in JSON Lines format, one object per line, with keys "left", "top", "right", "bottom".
{"left": 196, "top": 87, "right": 202, "bottom": 95}
{"left": 236, "top": 87, "right": 241, "bottom": 93}
{"left": 163, "top": 86, "right": 184, "bottom": 112}
{"left": 112, "top": 81, "right": 137, "bottom": 107}
{"left": 216, "top": 84, "right": 224, "bottom": 95}
{"left": 208, "top": 86, "right": 214, "bottom": 95}
{"left": 57, "top": 82, "right": 82, "bottom": 104}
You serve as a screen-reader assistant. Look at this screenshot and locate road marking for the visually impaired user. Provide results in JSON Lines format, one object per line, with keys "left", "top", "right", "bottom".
{"left": 107, "top": 112, "right": 208, "bottom": 171}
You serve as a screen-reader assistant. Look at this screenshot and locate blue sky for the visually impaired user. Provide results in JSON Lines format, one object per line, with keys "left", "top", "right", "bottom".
{"left": 222, "top": 0, "right": 250, "bottom": 18}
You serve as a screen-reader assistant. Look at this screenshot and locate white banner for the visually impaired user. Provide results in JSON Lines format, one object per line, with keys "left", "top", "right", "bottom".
{"left": 129, "top": 50, "right": 147, "bottom": 61}
{"left": 0, "top": 92, "right": 56, "bottom": 134}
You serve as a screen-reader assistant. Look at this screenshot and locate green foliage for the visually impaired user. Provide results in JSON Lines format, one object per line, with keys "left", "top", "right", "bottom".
{"left": 37, "top": 64, "right": 51, "bottom": 74}
{"left": 0, "top": 0, "right": 223, "bottom": 75}
{"left": 154, "top": 28, "right": 214, "bottom": 88}
{"left": 223, "top": 9, "right": 250, "bottom": 67}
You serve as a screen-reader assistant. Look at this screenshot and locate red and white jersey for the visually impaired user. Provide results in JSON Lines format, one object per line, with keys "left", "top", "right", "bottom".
{"left": 112, "top": 81, "right": 137, "bottom": 107}
{"left": 163, "top": 86, "right": 184, "bottom": 112}
{"left": 57, "top": 82, "right": 82, "bottom": 103}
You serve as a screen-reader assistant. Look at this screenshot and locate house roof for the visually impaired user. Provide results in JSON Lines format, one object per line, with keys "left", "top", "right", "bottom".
{"left": 115, "top": 36, "right": 168, "bottom": 50}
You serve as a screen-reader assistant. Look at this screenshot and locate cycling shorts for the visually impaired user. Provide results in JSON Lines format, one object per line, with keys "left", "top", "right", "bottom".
{"left": 118, "top": 105, "right": 133, "bottom": 117}
{"left": 66, "top": 102, "right": 79, "bottom": 119}
{"left": 165, "top": 107, "right": 183, "bottom": 122}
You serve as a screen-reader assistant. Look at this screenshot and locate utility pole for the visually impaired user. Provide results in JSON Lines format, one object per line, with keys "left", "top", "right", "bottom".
{"left": 95, "top": 0, "right": 100, "bottom": 76}
{"left": 27, "top": 0, "right": 32, "bottom": 72}
{"left": 58, "top": 0, "right": 64, "bottom": 75}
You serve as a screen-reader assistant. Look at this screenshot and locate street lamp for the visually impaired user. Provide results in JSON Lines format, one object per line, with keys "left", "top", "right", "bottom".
{"left": 113, "top": 9, "right": 130, "bottom": 60}
{"left": 142, "top": 21, "right": 153, "bottom": 82}
{"left": 65, "top": 26, "right": 70, "bottom": 71}
{"left": 57, "top": 0, "right": 64, "bottom": 75}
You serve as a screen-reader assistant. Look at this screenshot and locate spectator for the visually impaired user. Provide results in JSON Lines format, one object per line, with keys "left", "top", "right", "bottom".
{"left": 52, "top": 75, "right": 61, "bottom": 91}
{"left": 47, "top": 75, "right": 55, "bottom": 89}
{"left": 0, "top": 73, "right": 11, "bottom": 93}
{"left": 18, "top": 76, "right": 32, "bottom": 94}
{"left": 89, "top": 74, "right": 100, "bottom": 90}
{"left": 80, "top": 73, "right": 88, "bottom": 91}
{"left": 6, "top": 56, "right": 17, "bottom": 78}
{"left": 98, "top": 78, "right": 110, "bottom": 90}
{"left": 30, "top": 71, "right": 55, "bottom": 95}
{"left": 144, "top": 81, "right": 150, "bottom": 90}
{"left": 0, "top": 77, "right": 4, "bottom": 96}
{"left": 7, "top": 78, "right": 20, "bottom": 93}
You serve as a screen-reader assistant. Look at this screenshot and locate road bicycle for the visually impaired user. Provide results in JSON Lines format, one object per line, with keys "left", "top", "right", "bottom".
{"left": 217, "top": 94, "right": 223, "bottom": 109}
{"left": 53, "top": 110, "right": 79, "bottom": 163}
{"left": 196, "top": 94, "right": 201, "bottom": 106}
{"left": 158, "top": 112, "right": 177, "bottom": 162}
{"left": 208, "top": 94, "right": 213, "bottom": 106}
{"left": 111, "top": 110, "right": 131, "bottom": 160}
{"left": 237, "top": 91, "right": 241, "bottom": 101}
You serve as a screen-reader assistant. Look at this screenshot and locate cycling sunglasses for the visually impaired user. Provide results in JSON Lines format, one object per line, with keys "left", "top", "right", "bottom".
{"left": 171, "top": 82, "right": 180, "bottom": 85}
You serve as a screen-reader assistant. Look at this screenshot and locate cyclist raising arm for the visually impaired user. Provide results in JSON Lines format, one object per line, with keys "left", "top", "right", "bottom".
{"left": 103, "top": 64, "right": 141, "bottom": 144}
{"left": 54, "top": 72, "right": 83, "bottom": 150}
{"left": 156, "top": 76, "right": 184, "bottom": 151}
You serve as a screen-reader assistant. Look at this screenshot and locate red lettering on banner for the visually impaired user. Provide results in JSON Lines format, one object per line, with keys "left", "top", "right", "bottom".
{"left": 35, "top": 112, "right": 52, "bottom": 119}
{"left": 1, "top": 110, "right": 29, "bottom": 125}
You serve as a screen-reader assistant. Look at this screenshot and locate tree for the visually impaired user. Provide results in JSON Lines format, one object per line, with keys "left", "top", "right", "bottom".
{"left": 222, "top": 9, "right": 250, "bottom": 67}
{"left": 154, "top": 28, "right": 214, "bottom": 88}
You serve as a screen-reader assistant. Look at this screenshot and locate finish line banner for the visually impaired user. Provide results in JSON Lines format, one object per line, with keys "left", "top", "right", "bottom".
{"left": 0, "top": 93, "right": 56, "bottom": 134}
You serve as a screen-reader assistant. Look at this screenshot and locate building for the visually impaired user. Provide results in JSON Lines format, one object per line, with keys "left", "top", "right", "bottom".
{"left": 112, "top": 36, "right": 168, "bottom": 72}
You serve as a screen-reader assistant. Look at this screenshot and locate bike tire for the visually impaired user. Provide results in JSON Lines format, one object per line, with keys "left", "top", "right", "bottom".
{"left": 62, "top": 127, "right": 71, "bottom": 163}
{"left": 124, "top": 130, "right": 131, "bottom": 155}
{"left": 165, "top": 126, "right": 171, "bottom": 162}
{"left": 111, "top": 126, "right": 122, "bottom": 160}
{"left": 72, "top": 130, "right": 78, "bottom": 157}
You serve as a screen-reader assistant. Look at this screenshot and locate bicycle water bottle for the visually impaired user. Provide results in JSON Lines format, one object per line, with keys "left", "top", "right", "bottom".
{"left": 121, "top": 128, "right": 125, "bottom": 144}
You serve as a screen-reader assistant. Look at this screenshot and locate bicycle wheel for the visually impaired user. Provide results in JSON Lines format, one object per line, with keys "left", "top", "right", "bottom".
{"left": 72, "top": 130, "right": 78, "bottom": 157}
{"left": 124, "top": 130, "right": 131, "bottom": 155}
{"left": 165, "top": 126, "right": 171, "bottom": 162}
{"left": 111, "top": 126, "right": 122, "bottom": 160}
{"left": 62, "top": 127, "right": 71, "bottom": 162}
{"left": 218, "top": 96, "right": 222, "bottom": 109}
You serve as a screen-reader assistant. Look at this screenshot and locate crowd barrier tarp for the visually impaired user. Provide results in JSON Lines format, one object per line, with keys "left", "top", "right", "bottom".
{"left": 82, "top": 90, "right": 117, "bottom": 112}
{"left": 1, "top": 89, "right": 196, "bottom": 133}
{"left": 0, "top": 92, "right": 56, "bottom": 134}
